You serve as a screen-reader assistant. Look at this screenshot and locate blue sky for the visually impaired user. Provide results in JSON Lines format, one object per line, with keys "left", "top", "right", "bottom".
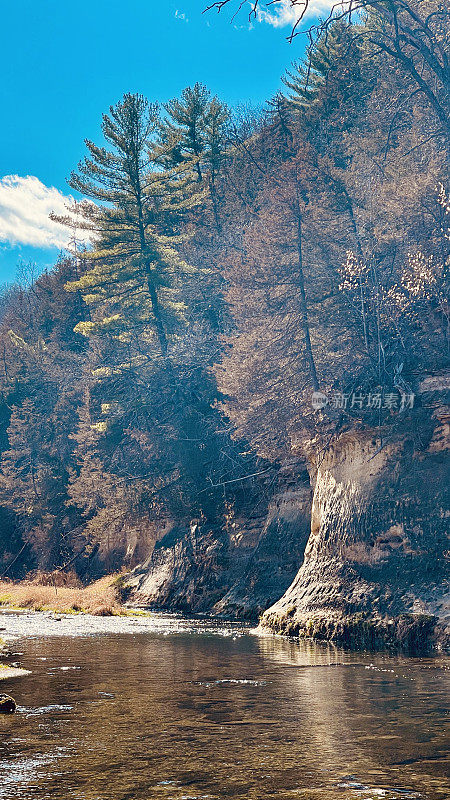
{"left": 0, "top": 0, "right": 330, "bottom": 284}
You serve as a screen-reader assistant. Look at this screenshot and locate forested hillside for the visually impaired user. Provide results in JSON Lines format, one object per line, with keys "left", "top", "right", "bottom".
{"left": 0, "top": 1, "right": 448, "bottom": 645}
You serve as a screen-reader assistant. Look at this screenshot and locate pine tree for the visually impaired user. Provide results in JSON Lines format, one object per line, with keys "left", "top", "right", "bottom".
{"left": 283, "top": 23, "right": 367, "bottom": 134}
{"left": 160, "top": 84, "right": 229, "bottom": 203}
{"left": 203, "top": 96, "right": 229, "bottom": 230}
{"left": 55, "top": 93, "right": 239, "bottom": 534}
{"left": 57, "top": 93, "right": 201, "bottom": 366}
{"left": 161, "top": 83, "right": 211, "bottom": 182}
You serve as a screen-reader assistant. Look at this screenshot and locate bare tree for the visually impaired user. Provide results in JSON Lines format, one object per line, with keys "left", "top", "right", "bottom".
{"left": 205, "top": 0, "right": 449, "bottom": 132}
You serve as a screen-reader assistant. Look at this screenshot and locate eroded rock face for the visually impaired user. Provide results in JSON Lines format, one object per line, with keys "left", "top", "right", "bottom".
{"left": 261, "top": 409, "right": 449, "bottom": 651}
{"left": 126, "top": 522, "right": 232, "bottom": 613}
{"left": 214, "top": 486, "right": 311, "bottom": 618}
{"left": 127, "top": 470, "right": 312, "bottom": 618}
{"left": 127, "top": 377, "right": 449, "bottom": 649}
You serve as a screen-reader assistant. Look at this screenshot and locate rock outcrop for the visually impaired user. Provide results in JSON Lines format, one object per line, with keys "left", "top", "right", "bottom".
{"left": 260, "top": 387, "right": 450, "bottom": 651}
{"left": 128, "top": 374, "right": 449, "bottom": 651}
{"left": 214, "top": 485, "right": 311, "bottom": 618}
{"left": 126, "top": 521, "right": 233, "bottom": 613}
{"left": 127, "top": 465, "right": 311, "bottom": 619}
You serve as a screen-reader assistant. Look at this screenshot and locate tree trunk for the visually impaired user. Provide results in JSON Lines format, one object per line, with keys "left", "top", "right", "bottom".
{"left": 133, "top": 164, "right": 171, "bottom": 362}
{"left": 294, "top": 200, "right": 319, "bottom": 392}
{"left": 146, "top": 277, "right": 169, "bottom": 358}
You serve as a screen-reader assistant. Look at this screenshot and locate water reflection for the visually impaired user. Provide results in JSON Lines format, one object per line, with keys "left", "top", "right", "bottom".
{"left": 258, "top": 635, "right": 449, "bottom": 798}
{"left": 0, "top": 616, "right": 448, "bottom": 800}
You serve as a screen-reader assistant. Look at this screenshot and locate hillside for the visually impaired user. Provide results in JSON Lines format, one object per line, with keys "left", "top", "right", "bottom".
{"left": 0, "top": 1, "right": 448, "bottom": 651}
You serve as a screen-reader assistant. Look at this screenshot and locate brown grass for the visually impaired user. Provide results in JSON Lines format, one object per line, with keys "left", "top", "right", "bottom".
{"left": 0, "top": 574, "right": 130, "bottom": 615}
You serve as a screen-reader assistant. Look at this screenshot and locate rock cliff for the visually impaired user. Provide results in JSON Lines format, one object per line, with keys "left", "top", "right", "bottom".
{"left": 127, "top": 466, "right": 311, "bottom": 619}
{"left": 128, "top": 375, "right": 449, "bottom": 651}
{"left": 260, "top": 381, "right": 449, "bottom": 651}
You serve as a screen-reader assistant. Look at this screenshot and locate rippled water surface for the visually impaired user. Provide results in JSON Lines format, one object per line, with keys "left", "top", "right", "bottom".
{"left": 0, "top": 612, "right": 448, "bottom": 800}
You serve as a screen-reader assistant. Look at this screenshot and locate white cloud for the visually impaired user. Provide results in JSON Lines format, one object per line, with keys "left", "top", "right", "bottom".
{"left": 0, "top": 175, "right": 77, "bottom": 249}
{"left": 255, "top": 0, "right": 343, "bottom": 28}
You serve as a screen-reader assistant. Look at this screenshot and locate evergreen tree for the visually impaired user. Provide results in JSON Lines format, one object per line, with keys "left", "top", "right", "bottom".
{"left": 160, "top": 84, "right": 229, "bottom": 193}
{"left": 56, "top": 93, "right": 242, "bottom": 540}
{"left": 59, "top": 93, "right": 200, "bottom": 365}
{"left": 283, "top": 22, "right": 367, "bottom": 141}
{"left": 161, "top": 83, "right": 211, "bottom": 182}
{"left": 203, "top": 96, "right": 229, "bottom": 230}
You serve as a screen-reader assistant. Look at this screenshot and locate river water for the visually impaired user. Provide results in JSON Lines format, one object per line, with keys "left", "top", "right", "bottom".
{"left": 0, "top": 612, "right": 448, "bottom": 800}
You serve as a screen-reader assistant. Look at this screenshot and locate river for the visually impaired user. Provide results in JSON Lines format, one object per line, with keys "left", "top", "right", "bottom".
{"left": 0, "top": 612, "right": 448, "bottom": 800}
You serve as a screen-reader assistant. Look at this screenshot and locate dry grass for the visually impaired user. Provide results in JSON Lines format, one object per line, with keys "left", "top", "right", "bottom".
{"left": 0, "top": 574, "right": 130, "bottom": 615}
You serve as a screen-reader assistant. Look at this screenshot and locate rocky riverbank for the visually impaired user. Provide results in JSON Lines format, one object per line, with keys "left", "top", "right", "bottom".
{"left": 124, "top": 375, "right": 449, "bottom": 653}
{"left": 259, "top": 380, "right": 450, "bottom": 652}
{"left": 126, "top": 462, "right": 312, "bottom": 620}
{"left": 2, "top": 379, "right": 448, "bottom": 654}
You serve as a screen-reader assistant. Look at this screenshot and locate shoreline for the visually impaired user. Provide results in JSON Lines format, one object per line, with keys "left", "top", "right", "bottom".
{"left": 1, "top": 606, "right": 449, "bottom": 655}
{"left": 0, "top": 629, "right": 31, "bottom": 683}
{"left": 0, "top": 607, "right": 449, "bottom": 698}
{"left": 0, "top": 607, "right": 249, "bottom": 687}
{"left": 0, "top": 607, "right": 249, "bottom": 645}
